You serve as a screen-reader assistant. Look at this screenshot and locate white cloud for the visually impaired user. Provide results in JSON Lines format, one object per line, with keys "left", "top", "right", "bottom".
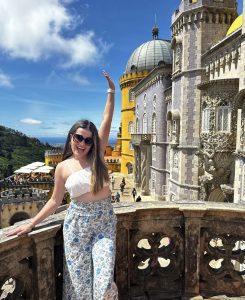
{"left": 20, "top": 118, "right": 42, "bottom": 125}
{"left": 69, "top": 73, "right": 90, "bottom": 86}
{"left": 0, "top": 71, "right": 13, "bottom": 87}
{"left": 0, "top": 0, "right": 107, "bottom": 67}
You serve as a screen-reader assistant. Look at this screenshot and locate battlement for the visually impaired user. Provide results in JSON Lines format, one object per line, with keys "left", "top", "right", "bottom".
{"left": 120, "top": 70, "right": 149, "bottom": 88}
{"left": 0, "top": 178, "right": 54, "bottom": 191}
{"left": 172, "top": 0, "right": 237, "bottom": 35}
{"left": 0, "top": 188, "right": 48, "bottom": 204}
{"left": 45, "top": 149, "right": 63, "bottom": 157}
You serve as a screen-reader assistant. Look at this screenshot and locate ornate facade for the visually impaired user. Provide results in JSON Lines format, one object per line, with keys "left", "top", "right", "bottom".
{"left": 128, "top": 0, "right": 244, "bottom": 201}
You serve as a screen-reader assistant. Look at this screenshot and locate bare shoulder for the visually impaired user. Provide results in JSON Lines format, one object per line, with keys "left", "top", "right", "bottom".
{"left": 55, "top": 161, "right": 68, "bottom": 177}
{"left": 56, "top": 160, "right": 72, "bottom": 182}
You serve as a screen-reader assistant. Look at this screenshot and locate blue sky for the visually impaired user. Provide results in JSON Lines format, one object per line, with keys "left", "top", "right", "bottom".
{"left": 0, "top": 0, "right": 243, "bottom": 140}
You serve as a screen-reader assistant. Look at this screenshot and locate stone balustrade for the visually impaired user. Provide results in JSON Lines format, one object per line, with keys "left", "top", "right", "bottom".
{"left": 0, "top": 201, "right": 245, "bottom": 299}
{"left": 131, "top": 134, "right": 152, "bottom": 146}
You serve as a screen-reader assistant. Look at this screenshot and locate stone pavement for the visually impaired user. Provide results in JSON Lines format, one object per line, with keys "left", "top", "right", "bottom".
{"left": 109, "top": 172, "right": 153, "bottom": 203}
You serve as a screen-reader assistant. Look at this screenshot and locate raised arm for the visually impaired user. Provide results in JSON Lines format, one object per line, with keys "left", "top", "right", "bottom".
{"left": 99, "top": 70, "right": 115, "bottom": 154}
{"left": 6, "top": 163, "right": 66, "bottom": 236}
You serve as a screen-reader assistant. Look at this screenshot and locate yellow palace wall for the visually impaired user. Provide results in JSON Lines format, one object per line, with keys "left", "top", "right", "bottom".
{"left": 120, "top": 71, "right": 149, "bottom": 174}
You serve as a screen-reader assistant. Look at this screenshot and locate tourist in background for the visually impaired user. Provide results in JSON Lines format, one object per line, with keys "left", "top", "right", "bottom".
{"left": 110, "top": 175, "right": 115, "bottom": 190}
{"left": 120, "top": 181, "right": 125, "bottom": 195}
{"left": 136, "top": 195, "right": 142, "bottom": 202}
{"left": 115, "top": 191, "right": 120, "bottom": 202}
{"left": 132, "top": 187, "right": 137, "bottom": 201}
{"left": 7, "top": 70, "right": 118, "bottom": 300}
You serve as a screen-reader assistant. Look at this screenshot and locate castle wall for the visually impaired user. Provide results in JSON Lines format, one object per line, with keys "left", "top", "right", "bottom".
{"left": 169, "top": 0, "right": 237, "bottom": 201}
{"left": 133, "top": 67, "right": 172, "bottom": 199}
{"left": 0, "top": 190, "right": 48, "bottom": 228}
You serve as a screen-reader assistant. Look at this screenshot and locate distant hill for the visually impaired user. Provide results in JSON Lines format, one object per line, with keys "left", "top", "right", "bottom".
{"left": 0, "top": 125, "right": 53, "bottom": 179}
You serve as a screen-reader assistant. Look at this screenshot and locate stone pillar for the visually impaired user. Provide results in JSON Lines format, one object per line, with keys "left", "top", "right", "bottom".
{"left": 134, "top": 147, "right": 141, "bottom": 189}
{"left": 182, "top": 209, "right": 205, "bottom": 299}
{"left": 30, "top": 224, "right": 61, "bottom": 300}
{"left": 140, "top": 146, "right": 147, "bottom": 194}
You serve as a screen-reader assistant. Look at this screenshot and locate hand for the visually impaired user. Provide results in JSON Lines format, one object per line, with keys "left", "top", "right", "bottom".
{"left": 6, "top": 223, "right": 34, "bottom": 237}
{"left": 103, "top": 70, "right": 115, "bottom": 91}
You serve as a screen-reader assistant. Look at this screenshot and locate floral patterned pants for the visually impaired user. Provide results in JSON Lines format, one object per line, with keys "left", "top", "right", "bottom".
{"left": 63, "top": 197, "right": 118, "bottom": 300}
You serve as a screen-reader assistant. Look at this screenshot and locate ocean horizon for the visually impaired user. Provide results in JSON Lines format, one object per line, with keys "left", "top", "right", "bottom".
{"left": 38, "top": 136, "right": 117, "bottom": 147}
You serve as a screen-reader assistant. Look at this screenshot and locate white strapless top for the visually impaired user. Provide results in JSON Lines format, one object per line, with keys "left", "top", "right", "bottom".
{"left": 64, "top": 160, "right": 109, "bottom": 198}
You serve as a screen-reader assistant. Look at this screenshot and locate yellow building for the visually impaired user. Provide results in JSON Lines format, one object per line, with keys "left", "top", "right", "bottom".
{"left": 120, "top": 27, "right": 172, "bottom": 174}
{"left": 120, "top": 70, "right": 149, "bottom": 174}
{"left": 45, "top": 149, "right": 63, "bottom": 167}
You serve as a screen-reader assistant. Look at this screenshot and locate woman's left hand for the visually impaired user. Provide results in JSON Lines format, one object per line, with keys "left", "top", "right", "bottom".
{"left": 103, "top": 70, "right": 115, "bottom": 91}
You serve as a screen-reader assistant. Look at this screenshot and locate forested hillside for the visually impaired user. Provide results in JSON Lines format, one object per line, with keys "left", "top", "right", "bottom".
{"left": 0, "top": 125, "right": 52, "bottom": 179}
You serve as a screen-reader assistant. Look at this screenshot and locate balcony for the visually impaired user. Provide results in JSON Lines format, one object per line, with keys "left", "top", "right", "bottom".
{"left": 0, "top": 201, "right": 245, "bottom": 299}
{"left": 131, "top": 134, "right": 151, "bottom": 146}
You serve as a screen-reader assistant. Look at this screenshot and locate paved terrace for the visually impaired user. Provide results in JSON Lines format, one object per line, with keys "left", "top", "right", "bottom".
{"left": 0, "top": 200, "right": 245, "bottom": 300}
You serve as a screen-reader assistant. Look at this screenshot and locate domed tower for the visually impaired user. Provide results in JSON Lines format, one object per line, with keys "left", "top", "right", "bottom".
{"left": 120, "top": 30, "right": 172, "bottom": 174}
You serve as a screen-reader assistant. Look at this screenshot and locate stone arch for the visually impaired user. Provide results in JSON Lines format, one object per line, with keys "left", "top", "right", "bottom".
{"left": 9, "top": 211, "right": 30, "bottom": 226}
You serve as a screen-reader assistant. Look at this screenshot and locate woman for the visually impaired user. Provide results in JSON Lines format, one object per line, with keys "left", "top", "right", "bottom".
{"left": 7, "top": 71, "right": 118, "bottom": 300}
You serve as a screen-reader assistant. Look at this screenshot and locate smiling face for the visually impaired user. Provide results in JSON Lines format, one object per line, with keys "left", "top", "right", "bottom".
{"left": 70, "top": 127, "right": 93, "bottom": 159}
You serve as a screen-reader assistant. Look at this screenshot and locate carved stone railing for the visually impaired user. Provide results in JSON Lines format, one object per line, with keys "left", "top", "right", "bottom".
{"left": 0, "top": 201, "right": 245, "bottom": 299}
{"left": 131, "top": 134, "right": 151, "bottom": 146}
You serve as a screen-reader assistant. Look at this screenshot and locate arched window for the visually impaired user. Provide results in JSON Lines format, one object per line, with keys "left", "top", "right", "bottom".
{"left": 129, "top": 89, "right": 135, "bottom": 102}
{"left": 143, "top": 113, "right": 147, "bottom": 134}
{"left": 173, "top": 151, "right": 179, "bottom": 169}
{"left": 151, "top": 171, "right": 156, "bottom": 191}
{"left": 128, "top": 121, "right": 134, "bottom": 134}
{"left": 172, "top": 120, "right": 177, "bottom": 133}
{"left": 216, "top": 101, "right": 231, "bottom": 132}
{"left": 202, "top": 102, "right": 210, "bottom": 132}
{"left": 152, "top": 145, "right": 156, "bottom": 161}
{"left": 167, "top": 111, "right": 172, "bottom": 140}
{"left": 126, "top": 162, "right": 133, "bottom": 174}
{"left": 136, "top": 118, "right": 139, "bottom": 133}
{"left": 153, "top": 95, "right": 157, "bottom": 112}
{"left": 143, "top": 94, "right": 147, "bottom": 108}
{"left": 152, "top": 113, "right": 156, "bottom": 134}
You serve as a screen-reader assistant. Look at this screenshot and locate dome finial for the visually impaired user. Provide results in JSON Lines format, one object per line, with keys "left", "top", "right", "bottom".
{"left": 152, "top": 14, "right": 159, "bottom": 40}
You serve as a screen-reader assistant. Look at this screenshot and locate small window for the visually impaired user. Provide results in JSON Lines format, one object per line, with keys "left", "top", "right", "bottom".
{"left": 173, "top": 152, "right": 179, "bottom": 169}
{"left": 131, "top": 65, "right": 137, "bottom": 72}
{"left": 136, "top": 118, "right": 139, "bottom": 134}
{"left": 128, "top": 121, "right": 134, "bottom": 134}
{"left": 143, "top": 113, "right": 147, "bottom": 134}
{"left": 202, "top": 103, "right": 210, "bottom": 132}
{"left": 152, "top": 113, "right": 156, "bottom": 134}
{"left": 152, "top": 145, "right": 156, "bottom": 161}
{"left": 153, "top": 95, "right": 157, "bottom": 112}
{"left": 172, "top": 120, "right": 177, "bottom": 133}
{"left": 162, "top": 185, "right": 168, "bottom": 196}
{"left": 129, "top": 89, "right": 135, "bottom": 102}
{"left": 216, "top": 101, "right": 231, "bottom": 132}
{"left": 129, "top": 142, "right": 134, "bottom": 151}
{"left": 143, "top": 94, "right": 147, "bottom": 108}
{"left": 151, "top": 172, "right": 156, "bottom": 190}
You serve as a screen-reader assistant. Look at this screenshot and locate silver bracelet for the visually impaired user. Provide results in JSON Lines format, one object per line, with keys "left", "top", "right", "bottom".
{"left": 107, "top": 88, "right": 115, "bottom": 94}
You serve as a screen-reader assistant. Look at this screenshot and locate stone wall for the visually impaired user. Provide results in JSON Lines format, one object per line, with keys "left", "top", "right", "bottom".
{"left": 0, "top": 201, "right": 244, "bottom": 299}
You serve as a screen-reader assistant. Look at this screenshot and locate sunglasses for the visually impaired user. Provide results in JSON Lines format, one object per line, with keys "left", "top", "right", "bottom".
{"left": 72, "top": 133, "right": 93, "bottom": 145}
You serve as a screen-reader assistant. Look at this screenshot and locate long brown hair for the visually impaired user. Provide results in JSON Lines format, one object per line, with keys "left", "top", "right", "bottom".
{"left": 62, "top": 119, "right": 109, "bottom": 194}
